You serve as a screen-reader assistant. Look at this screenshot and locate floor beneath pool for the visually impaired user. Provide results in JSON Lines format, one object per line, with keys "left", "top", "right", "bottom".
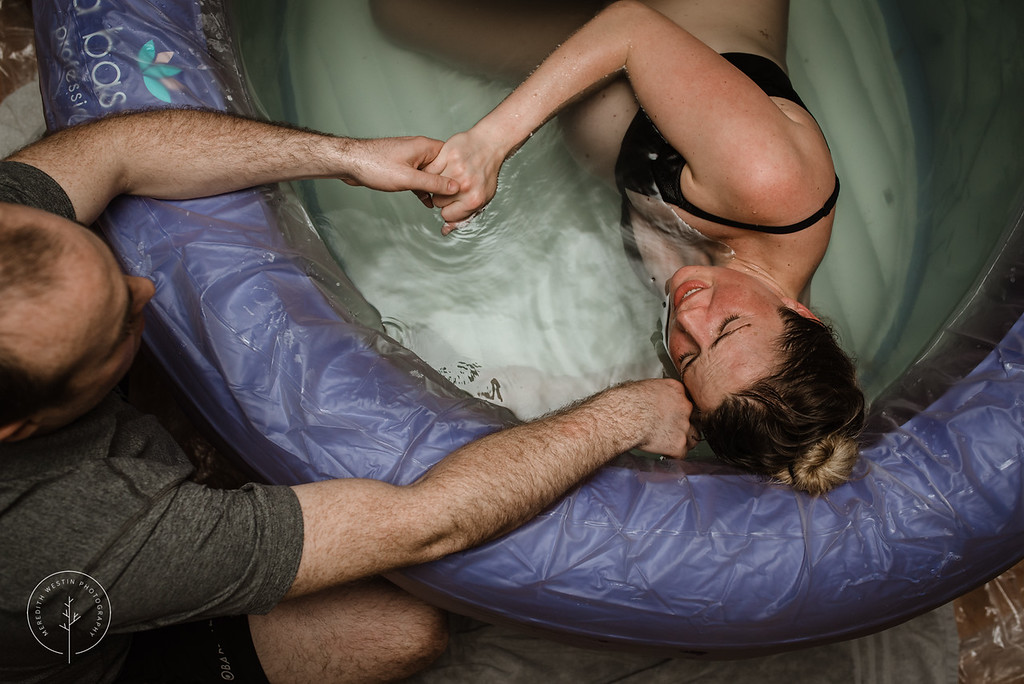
{"left": 2, "top": 1, "right": 1020, "bottom": 681}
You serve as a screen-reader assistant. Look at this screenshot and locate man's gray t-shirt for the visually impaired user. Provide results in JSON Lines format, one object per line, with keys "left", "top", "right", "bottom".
{"left": 0, "top": 161, "right": 304, "bottom": 683}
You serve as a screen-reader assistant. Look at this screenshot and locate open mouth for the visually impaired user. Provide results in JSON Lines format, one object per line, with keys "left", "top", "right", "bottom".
{"left": 673, "top": 279, "right": 709, "bottom": 309}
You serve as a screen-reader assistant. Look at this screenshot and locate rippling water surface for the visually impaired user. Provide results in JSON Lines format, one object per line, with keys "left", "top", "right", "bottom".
{"left": 236, "top": 0, "right": 1024, "bottom": 415}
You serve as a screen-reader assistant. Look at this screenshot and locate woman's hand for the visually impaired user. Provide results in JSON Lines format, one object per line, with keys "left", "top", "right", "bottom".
{"left": 424, "top": 128, "right": 508, "bottom": 234}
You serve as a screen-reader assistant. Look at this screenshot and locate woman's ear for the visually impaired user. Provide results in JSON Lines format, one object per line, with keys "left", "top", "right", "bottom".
{"left": 781, "top": 297, "right": 820, "bottom": 322}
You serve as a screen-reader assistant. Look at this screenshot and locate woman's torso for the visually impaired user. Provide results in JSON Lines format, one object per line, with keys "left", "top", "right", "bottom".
{"left": 554, "top": 0, "right": 835, "bottom": 299}
{"left": 610, "top": 50, "right": 838, "bottom": 299}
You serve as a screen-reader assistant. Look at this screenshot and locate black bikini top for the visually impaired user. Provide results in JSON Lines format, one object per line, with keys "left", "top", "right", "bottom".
{"left": 613, "top": 52, "right": 840, "bottom": 235}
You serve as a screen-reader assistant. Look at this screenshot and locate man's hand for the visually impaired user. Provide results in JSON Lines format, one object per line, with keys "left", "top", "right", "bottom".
{"left": 6, "top": 110, "right": 460, "bottom": 224}
{"left": 591, "top": 378, "right": 697, "bottom": 458}
{"left": 338, "top": 136, "right": 460, "bottom": 204}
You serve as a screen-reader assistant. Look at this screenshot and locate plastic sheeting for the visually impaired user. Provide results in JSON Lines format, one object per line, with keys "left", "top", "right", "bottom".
{"left": 30, "top": 0, "right": 1024, "bottom": 658}
{"left": 957, "top": 562, "right": 1024, "bottom": 683}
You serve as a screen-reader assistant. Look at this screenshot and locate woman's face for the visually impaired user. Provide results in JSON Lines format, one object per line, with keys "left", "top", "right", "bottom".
{"left": 664, "top": 265, "right": 806, "bottom": 413}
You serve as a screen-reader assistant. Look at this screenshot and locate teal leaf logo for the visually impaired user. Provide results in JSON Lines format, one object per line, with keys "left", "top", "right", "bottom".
{"left": 137, "top": 40, "right": 183, "bottom": 103}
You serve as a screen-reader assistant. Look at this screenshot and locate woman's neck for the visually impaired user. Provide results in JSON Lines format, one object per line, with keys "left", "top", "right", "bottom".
{"left": 724, "top": 257, "right": 801, "bottom": 300}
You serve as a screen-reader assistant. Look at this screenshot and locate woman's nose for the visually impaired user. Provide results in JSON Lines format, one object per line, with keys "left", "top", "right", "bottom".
{"left": 675, "top": 307, "right": 712, "bottom": 345}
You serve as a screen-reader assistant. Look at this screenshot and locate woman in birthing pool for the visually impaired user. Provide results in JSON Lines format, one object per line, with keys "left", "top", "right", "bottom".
{"left": 373, "top": 0, "right": 865, "bottom": 494}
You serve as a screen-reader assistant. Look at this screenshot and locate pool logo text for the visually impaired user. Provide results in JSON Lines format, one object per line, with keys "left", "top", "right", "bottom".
{"left": 49, "top": 0, "right": 185, "bottom": 123}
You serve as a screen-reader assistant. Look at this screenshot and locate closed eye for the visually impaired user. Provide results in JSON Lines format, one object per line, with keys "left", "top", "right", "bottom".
{"left": 710, "top": 315, "right": 742, "bottom": 349}
{"left": 676, "top": 315, "right": 744, "bottom": 372}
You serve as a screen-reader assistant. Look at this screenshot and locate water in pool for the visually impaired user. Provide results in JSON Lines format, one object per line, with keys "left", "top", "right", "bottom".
{"left": 234, "top": 0, "right": 1023, "bottom": 419}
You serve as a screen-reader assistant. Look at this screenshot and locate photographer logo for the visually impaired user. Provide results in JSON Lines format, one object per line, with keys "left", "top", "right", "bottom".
{"left": 26, "top": 571, "right": 111, "bottom": 664}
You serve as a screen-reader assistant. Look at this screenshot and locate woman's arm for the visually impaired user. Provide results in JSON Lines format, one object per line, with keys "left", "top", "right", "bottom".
{"left": 429, "top": 0, "right": 832, "bottom": 230}
{"left": 8, "top": 109, "right": 458, "bottom": 225}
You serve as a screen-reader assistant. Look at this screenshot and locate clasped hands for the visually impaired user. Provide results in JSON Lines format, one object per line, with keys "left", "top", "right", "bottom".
{"left": 378, "top": 132, "right": 701, "bottom": 457}
{"left": 418, "top": 128, "right": 507, "bottom": 235}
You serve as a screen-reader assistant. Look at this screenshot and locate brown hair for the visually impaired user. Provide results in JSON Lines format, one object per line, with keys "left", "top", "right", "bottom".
{"left": 699, "top": 308, "right": 865, "bottom": 495}
{"left": 0, "top": 224, "right": 72, "bottom": 425}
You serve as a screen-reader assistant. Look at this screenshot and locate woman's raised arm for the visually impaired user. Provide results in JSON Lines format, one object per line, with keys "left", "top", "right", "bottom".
{"left": 428, "top": 0, "right": 831, "bottom": 231}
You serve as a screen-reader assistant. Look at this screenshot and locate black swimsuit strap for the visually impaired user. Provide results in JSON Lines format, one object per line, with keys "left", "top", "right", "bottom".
{"left": 720, "top": 53, "right": 806, "bottom": 108}
{"left": 675, "top": 174, "right": 841, "bottom": 235}
{"left": 613, "top": 52, "right": 840, "bottom": 236}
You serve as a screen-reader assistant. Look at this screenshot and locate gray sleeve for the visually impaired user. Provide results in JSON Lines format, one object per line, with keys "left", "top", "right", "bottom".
{"left": 0, "top": 160, "right": 77, "bottom": 221}
{"left": 0, "top": 395, "right": 305, "bottom": 656}
{"left": 97, "top": 473, "right": 305, "bottom": 630}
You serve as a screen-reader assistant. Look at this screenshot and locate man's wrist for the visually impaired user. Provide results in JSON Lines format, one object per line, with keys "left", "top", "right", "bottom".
{"left": 554, "top": 381, "right": 652, "bottom": 458}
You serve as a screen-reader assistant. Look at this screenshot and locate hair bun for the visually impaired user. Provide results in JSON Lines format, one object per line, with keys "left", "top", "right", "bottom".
{"left": 785, "top": 434, "right": 859, "bottom": 496}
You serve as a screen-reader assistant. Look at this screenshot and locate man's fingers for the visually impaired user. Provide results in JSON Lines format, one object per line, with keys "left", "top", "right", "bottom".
{"left": 406, "top": 168, "right": 458, "bottom": 196}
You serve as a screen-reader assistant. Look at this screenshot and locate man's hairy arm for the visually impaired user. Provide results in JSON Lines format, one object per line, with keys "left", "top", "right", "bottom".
{"left": 284, "top": 378, "right": 692, "bottom": 599}
{"left": 7, "top": 108, "right": 457, "bottom": 224}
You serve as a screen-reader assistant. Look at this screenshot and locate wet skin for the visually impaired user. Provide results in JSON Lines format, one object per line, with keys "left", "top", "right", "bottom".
{"left": 664, "top": 264, "right": 808, "bottom": 412}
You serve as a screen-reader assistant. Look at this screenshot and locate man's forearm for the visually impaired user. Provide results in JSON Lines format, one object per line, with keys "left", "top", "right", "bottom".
{"left": 8, "top": 110, "right": 355, "bottom": 223}
{"left": 407, "top": 383, "right": 657, "bottom": 550}
{"left": 286, "top": 379, "right": 691, "bottom": 598}
{"left": 8, "top": 109, "right": 454, "bottom": 225}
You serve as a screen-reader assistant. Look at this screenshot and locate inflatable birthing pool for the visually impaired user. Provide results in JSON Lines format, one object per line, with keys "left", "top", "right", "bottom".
{"left": 32, "top": 0, "right": 1024, "bottom": 656}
